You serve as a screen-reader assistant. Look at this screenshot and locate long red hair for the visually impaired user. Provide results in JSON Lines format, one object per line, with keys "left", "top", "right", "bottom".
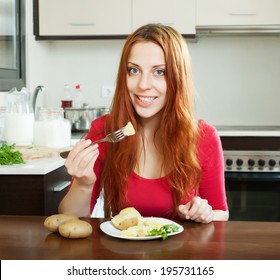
{"left": 100, "top": 24, "right": 201, "bottom": 217}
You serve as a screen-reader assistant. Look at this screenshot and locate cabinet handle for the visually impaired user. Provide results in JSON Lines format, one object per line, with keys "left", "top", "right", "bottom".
{"left": 53, "top": 181, "right": 71, "bottom": 192}
{"left": 69, "top": 23, "right": 96, "bottom": 26}
{"left": 229, "top": 13, "right": 256, "bottom": 16}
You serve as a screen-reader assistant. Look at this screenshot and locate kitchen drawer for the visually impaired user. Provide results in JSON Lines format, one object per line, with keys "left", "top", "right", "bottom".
{"left": 0, "top": 166, "right": 71, "bottom": 215}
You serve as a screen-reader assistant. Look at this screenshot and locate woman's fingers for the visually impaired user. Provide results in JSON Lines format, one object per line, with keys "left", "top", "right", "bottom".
{"left": 64, "top": 140, "right": 99, "bottom": 185}
{"left": 65, "top": 139, "right": 92, "bottom": 164}
{"left": 178, "top": 197, "right": 214, "bottom": 223}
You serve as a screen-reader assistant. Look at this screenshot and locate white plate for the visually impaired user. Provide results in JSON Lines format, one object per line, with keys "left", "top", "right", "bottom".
{"left": 100, "top": 217, "right": 184, "bottom": 240}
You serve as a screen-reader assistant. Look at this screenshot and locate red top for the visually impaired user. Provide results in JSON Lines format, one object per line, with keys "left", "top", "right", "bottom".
{"left": 86, "top": 116, "right": 228, "bottom": 218}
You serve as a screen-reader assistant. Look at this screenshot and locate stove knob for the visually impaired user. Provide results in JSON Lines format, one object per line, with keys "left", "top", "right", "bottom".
{"left": 258, "top": 159, "right": 266, "bottom": 167}
{"left": 226, "top": 159, "right": 233, "bottom": 166}
{"left": 236, "top": 159, "right": 243, "bottom": 166}
{"left": 248, "top": 159, "right": 255, "bottom": 167}
{"left": 269, "top": 159, "right": 276, "bottom": 167}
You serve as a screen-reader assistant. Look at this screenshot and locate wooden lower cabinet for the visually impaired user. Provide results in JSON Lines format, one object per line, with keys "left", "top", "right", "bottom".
{"left": 0, "top": 166, "right": 71, "bottom": 216}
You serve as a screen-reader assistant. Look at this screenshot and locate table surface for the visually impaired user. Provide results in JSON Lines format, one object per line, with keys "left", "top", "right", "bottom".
{"left": 1, "top": 215, "right": 280, "bottom": 260}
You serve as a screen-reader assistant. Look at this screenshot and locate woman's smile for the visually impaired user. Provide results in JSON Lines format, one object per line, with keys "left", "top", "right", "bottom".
{"left": 135, "top": 95, "right": 159, "bottom": 106}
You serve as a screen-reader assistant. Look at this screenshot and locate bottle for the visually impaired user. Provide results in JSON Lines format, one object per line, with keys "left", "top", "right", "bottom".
{"left": 72, "top": 84, "right": 83, "bottom": 108}
{"left": 61, "top": 84, "right": 72, "bottom": 109}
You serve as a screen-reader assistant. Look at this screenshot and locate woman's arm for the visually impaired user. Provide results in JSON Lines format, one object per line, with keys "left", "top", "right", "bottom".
{"left": 58, "top": 179, "right": 94, "bottom": 217}
{"left": 58, "top": 140, "right": 99, "bottom": 217}
{"left": 213, "top": 209, "right": 229, "bottom": 221}
{"left": 177, "top": 121, "right": 229, "bottom": 223}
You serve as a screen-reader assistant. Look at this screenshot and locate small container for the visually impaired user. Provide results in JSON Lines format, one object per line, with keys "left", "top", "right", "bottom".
{"left": 61, "top": 84, "right": 72, "bottom": 109}
{"left": 33, "top": 108, "right": 71, "bottom": 148}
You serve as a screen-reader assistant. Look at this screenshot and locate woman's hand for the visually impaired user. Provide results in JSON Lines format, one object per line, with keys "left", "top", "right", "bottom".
{"left": 65, "top": 139, "right": 99, "bottom": 187}
{"left": 177, "top": 197, "right": 214, "bottom": 223}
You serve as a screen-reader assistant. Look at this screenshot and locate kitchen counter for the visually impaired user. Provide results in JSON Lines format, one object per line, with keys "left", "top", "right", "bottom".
{"left": 216, "top": 126, "right": 280, "bottom": 137}
{"left": 1, "top": 215, "right": 280, "bottom": 260}
{"left": 0, "top": 148, "right": 71, "bottom": 215}
{"left": 0, "top": 157, "right": 65, "bottom": 175}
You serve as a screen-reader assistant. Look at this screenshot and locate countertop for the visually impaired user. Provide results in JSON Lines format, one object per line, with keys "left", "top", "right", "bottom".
{"left": 216, "top": 126, "right": 280, "bottom": 137}
{"left": 0, "top": 134, "right": 81, "bottom": 175}
{"left": 0, "top": 157, "right": 65, "bottom": 175}
{"left": 1, "top": 215, "right": 280, "bottom": 260}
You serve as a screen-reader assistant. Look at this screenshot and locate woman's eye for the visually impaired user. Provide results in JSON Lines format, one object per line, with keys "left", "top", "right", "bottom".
{"left": 128, "top": 67, "right": 139, "bottom": 75}
{"left": 155, "top": 69, "right": 165, "bottom": 76}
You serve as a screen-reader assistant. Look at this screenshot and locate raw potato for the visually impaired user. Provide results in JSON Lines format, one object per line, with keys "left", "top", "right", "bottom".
{"left": 44, "top": 214, "right": 78, "bottom": 232}
{"left": 58, "top": 219, "right": 92, "bottom": 239}
{"left": 111, "top": 207, "right": 142, "bottom": 230}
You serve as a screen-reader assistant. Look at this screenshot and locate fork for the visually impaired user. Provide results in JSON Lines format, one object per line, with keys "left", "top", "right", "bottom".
{"left": 60, "top": 128, "right": 126, "bottom": 159}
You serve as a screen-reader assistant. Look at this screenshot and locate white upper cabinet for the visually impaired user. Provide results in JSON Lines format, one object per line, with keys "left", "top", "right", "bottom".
{"left": 36, "top": 0, "right": 132, "bottom": 37}
{"left": 132, "top": 0, "right": 196, "bottom": 35}
{"left": 197, "top": 0, "right": 280, "bottom": 26}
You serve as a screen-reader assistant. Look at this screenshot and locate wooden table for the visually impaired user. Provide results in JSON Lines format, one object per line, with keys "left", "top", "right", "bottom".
{"left": 0, "top": 215, "right": 279, "bottom": 260}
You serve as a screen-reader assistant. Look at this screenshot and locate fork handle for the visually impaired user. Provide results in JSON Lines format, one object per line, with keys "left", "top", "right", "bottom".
{"left": 60, "top": 138, "right": 106, "bottom": 159}
{"left": 90, "top": 138, "right": 107, "bottom": 145}
{"left": 60, "top": 150, "right": 71, "bottom": 159}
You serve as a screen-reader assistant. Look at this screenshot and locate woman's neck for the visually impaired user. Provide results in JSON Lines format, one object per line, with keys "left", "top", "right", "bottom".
{"left": 135, "top": 113, "right": 167, "bottom": 179}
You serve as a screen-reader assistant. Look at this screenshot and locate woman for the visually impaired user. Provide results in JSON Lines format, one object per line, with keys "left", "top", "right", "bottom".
{"left": 59, "top": 24, "right": 229, "bottom": 223}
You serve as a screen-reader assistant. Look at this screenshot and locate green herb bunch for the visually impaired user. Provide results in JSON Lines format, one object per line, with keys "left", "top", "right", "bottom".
{"left": 149, "top": 224, "right": 180, "bottom": 240}
{"left": 0, "top": 144, "right": 25, "bottom": 165}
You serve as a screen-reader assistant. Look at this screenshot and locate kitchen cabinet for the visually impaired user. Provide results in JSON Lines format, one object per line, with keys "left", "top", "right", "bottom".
{"left": 132, "top": 0, "right": 196, "bottom": 36}
{"left": 0, "top": 165, "right": 71, "bottom": 216}
{"left": 34, "top": 0, "right": 196, "bottom": 39}
{"left": 197, "top": 0, "right": 280, "bottom": 26}
{"left": 34, "top": 0, "right": 132, "bottom": 39}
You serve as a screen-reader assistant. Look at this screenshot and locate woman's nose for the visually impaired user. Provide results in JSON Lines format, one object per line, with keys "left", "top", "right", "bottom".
{"left": 138, "top": 73, "right": 152, "bottom": 90}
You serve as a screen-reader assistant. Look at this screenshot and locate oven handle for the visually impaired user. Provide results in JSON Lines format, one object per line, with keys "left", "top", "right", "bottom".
{"left": 225, "top": 172, "right": 280, "bottom": 181}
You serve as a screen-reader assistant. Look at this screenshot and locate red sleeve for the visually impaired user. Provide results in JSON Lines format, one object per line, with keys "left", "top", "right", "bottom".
{"left": 197, "top": 120, "right": 228, "bottom": 211}
{"left": 85, "top": 115, "right": 108, "bottom": 213}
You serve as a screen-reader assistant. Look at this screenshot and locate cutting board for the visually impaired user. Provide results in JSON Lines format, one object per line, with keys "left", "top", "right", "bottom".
{"left": 16, "top": 146, "right": 69, "bottom": 160}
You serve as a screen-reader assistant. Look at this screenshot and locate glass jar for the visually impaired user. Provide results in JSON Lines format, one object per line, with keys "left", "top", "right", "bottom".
{"left": 4, "top": 87, "right": 34, "bottom": 146}
{"left": 33, "top": 108, "right": 71, "bottom": 148}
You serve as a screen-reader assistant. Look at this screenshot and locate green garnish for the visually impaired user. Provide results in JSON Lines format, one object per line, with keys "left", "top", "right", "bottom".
{"left": 0, "top": 143, "right": 25, "bottom": 165}
{"left": 149, "top": 224, "right": 180, "bottom": 240}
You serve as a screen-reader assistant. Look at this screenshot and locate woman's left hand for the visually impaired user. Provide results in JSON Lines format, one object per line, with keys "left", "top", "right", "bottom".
{"left": 177, "top": 197, "right": 214, "bottom": 223}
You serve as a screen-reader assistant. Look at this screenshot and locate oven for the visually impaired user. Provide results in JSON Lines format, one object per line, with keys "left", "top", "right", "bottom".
{"left": 220, "top": 132, "right": 280, "bottom": 222}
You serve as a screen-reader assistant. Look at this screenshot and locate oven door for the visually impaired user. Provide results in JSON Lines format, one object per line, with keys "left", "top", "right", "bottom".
{"left": 225, "top": 172, "right": 280, "bottom": 221}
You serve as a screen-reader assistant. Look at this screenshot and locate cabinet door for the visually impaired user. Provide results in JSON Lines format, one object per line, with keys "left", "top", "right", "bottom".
{"left": 132, "top": 0, "right": 195, "bottom": 36}
{"left": 37, "top": 0, "right": 132, "bottom": 37}
{"left": 197, "top": 0, "right": 280, "bottom": 26}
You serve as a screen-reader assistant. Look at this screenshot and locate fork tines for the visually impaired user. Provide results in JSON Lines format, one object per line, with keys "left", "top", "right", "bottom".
{"left": 108, "top": 129, "right": 126, "bottom": 142}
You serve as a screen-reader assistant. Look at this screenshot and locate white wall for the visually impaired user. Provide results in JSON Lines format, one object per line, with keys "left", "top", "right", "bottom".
{"left": 2, "top": 1, "right": 280, "bottom": 127}
{"left": 189, "top": 36, "right": 280, "bottom": 126}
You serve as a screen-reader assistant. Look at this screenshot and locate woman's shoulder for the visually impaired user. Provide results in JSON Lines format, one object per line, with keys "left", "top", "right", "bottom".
{"left": 197, "top": 120, "right": 221, "bottom": 149}
{"left": 198, "top": 119, "right": 217, "bottom": 136}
